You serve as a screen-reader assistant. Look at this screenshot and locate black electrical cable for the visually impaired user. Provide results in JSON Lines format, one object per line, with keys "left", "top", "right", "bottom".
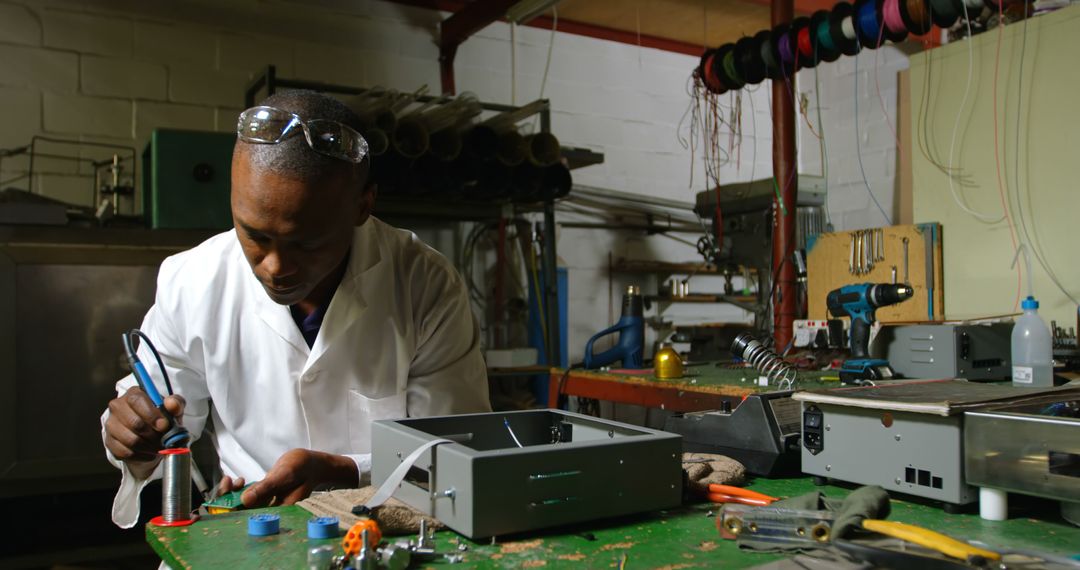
{"left": 124, "top": 329, "right": 175, "bottom": 396}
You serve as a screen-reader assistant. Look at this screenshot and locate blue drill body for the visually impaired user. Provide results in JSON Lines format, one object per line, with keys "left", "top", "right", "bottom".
{"left": 826, "top": 283, "right": 913, "bottom": 383}
{"left": 583, "top": 287, "right": 645, "bottom": 369}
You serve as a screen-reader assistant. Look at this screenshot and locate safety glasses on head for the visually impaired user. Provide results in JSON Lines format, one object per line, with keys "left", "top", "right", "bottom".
{"left": 237, "top": 106, "right": 369, "bottom": 164}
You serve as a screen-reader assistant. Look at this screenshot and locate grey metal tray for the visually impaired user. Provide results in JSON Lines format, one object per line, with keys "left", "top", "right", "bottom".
{"left": 371, "top": 409, "right": 683, "bottom": 538}
{"left": 965, "top": 400, "right": 1080, "bottom": 505}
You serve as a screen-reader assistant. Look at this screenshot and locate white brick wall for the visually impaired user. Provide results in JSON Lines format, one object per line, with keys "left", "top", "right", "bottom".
{"left": 81, "top": 55, "right": 167, "bottom": 100}
{"left": 43, "top": 10, "right": 132, "bottom": 57}
{"left": 42, "top": 93, "right": 132, "bottom": 139}
{"left": 0, "top": 2, "right": 40, "bottom": 46}
{"left": 798, "top": 47, "right": 909, "bottom": 231}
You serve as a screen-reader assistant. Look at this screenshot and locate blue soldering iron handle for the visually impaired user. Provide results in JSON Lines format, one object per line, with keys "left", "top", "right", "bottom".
{"left": 131, "top": 360, "right": 166, "bottom": 407}
{"left": 128, "top": 353, "right": 190, "bottom": 448}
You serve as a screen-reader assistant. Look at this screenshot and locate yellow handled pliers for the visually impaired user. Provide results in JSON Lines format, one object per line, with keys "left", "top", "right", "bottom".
{"left": 861, "top": 519, "right": 1001, "bottom": 564}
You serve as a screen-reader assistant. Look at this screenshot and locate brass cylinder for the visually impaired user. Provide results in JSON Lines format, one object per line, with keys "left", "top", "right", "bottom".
{"left": 653, "top": 344, "right": 684, "bottom": 379}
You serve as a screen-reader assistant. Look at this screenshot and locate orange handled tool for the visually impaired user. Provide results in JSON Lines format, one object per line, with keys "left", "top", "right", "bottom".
{"left": 706, "top": 485, "right": 778, "bottom": 506}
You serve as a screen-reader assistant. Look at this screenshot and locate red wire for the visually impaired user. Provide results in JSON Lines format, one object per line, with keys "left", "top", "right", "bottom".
{"left": 991, "top": 1, "right": 1022, "bottom": 311}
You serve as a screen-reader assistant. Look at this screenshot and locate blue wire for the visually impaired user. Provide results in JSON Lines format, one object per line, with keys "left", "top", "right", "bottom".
{"left": 854, "top": 54, "right": 893, "bottom": 225}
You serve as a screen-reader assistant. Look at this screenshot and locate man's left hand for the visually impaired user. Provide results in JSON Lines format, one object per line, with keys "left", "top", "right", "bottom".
{"left": 241, "top": 449, "right": 359, "bottom": 508}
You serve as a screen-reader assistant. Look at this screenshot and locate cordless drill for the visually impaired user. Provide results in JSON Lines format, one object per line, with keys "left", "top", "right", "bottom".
{"left": 826, "top": 283, "right": 914, "bottom": 384}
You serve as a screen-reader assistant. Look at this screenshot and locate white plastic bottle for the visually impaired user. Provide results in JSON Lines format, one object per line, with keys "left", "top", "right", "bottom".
{"left": 1011, "top": 296, "right": 1053, "bottom": 387}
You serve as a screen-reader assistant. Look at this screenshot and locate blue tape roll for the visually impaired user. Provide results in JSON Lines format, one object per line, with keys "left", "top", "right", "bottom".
{"left": 307, "top": 516, "right": 340, "bottom": 539}
{"left": 248, "top": 513, "right": 281, "bottom": 536}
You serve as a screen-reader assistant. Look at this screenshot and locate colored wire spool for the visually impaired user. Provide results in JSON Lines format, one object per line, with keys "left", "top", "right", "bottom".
{"left": 854, "top": 0, "right": 885, "bottom": 48}
{"left": 793, "top": 17, "right": 816, "bottom": 69}
{"left": 928, "top": 0, "right": 961, "bottom": 27}
{"left": 877, "top": 0, "right": 909, "bottom": 42}
{"left": 248, "top": 514, "right": 281, "bottom": 536}
{"left": 708, "top": 48, "right": 732, "bottom": 94}
{"left": 307, "top": 517, "right": 340, "bottom": 539}
{"left": 811, "top": 10, "right": 841, "bottom": 63}
{"left": 883, "top": 0, "right": 907, "bottom": 35}
{"left": 899, "top": 0, "right": 934, "bottom": 34}
{"left": 736, "top": 36, "right": 767, "bottom": 84}
{"left": 716, "top": 44, "right": 746, "bottom": 90}
{"left": 773, "top": 23, "right": 797, "bottom": 77}
{"left": 829, "top": 2, "right": 862, "bottom": 56}
{"left": 698, "top": 48, "right": 727, "bottom": 94}
{"left": 756, "top": 30, "right": 783, "bottom": 80}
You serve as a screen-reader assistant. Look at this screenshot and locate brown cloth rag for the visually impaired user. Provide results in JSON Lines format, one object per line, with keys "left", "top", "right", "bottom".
{"left": 683, "top": 452, "right": 747, "bottom": 495}
{"left": 297, "top": 486, "right": 443, "bottom": 536}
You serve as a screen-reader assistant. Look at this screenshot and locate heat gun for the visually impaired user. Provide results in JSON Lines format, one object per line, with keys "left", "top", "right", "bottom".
{"left": 583, "top": 285, "right": 645, "bottom": 369}
{"left": 826, "top": 283, "right": 913, "bottom": 383}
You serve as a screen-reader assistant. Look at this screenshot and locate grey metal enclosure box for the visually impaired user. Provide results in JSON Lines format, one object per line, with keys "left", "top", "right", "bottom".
{"left": 798, "top": 401, "right": 976, "bottom": 505}
{"left": 371, "top": 410, "right": 683, "bottom": 539}
{"left": 965, "top": 401, "right": 1080, "bottom": 507}
{"left": 871, "top": 324, "right": 1012, "bottom": 380}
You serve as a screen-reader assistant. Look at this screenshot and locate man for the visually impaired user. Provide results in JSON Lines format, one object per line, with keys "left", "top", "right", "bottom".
{"left": 101, "top": 90, "right": 490, "bottom": 528}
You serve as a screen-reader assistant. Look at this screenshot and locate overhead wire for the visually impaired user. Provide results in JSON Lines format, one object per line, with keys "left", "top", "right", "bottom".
{"left": 916, "top": 26, "right": 974, "bottom": 186}
{"left": 947, "top": 5, "right": 1005, "bottom": 223}
{"left": 1008, "top": 5, "right": 1079, "bottom": 305}
{"left": 812, "top": 39, "right": 832, "bottom": 229}
{"left": 989, "top": 0, "right": 1023, "bottom": 311}
{"left": 853, "top": 52, "right": 893, "bottom": 225}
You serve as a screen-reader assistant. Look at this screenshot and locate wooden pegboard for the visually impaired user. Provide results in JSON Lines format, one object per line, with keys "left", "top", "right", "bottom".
{"left": 807, "top": 223, "right": 944, "bottom": 323}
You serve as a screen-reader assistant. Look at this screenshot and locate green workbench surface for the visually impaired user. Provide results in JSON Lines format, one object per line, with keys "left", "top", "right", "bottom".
{"left": 147, "top": 478, "right": 1080, "bottom": 569}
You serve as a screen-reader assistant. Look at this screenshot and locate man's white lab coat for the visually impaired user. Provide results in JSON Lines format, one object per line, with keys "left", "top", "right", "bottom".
{"left": 101, "top": 217, "right": 490, "bottom": 528}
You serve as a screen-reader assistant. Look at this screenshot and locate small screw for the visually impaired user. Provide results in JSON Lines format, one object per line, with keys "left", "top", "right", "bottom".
{"left": 895, "top": 477, "right": 901, "bottom": 485}
{"left": 825, "top": 425, "right": 831, "bottom": 431}
{"left": 826, "top": 465, "right": 831, "bottom": 472}
{"left": 895, "top": 434, "right": 902, "bottom": 442}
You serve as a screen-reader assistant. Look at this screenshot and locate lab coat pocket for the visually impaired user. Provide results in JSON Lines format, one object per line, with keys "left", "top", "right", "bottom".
{"left": 347, "top": 390, "right": 407, "bottom": 454}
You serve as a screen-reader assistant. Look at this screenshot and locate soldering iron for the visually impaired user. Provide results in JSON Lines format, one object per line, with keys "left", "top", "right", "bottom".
{"left": 122, "top": 329, "right": 190, "bottom": 449}
{"left": 826, "top": 283, "right": 913, "bottom": 383}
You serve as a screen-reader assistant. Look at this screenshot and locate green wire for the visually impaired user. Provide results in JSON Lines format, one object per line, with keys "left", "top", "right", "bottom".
{"left": 772, "top": 177, "right": 789, "bottom": 216}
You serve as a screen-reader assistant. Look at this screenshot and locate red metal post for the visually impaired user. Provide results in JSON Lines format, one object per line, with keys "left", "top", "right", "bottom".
{"left": 771, "top": 0, "right": 797, "bottom": 351}
{"left": 438, "top": 0, "right": 517, "bottom": 94}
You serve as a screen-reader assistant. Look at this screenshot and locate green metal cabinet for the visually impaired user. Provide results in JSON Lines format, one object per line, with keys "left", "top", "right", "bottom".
{"left": 142, "top": 129, "right": 235, "bottom": 230}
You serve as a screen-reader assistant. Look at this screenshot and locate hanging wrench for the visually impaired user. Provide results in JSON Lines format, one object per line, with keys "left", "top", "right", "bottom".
{"left": 902, "top": 237, "right": 910, "bottom": 285}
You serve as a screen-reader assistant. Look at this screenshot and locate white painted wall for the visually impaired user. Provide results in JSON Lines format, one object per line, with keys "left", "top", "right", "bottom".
{"left": 798, "top": 46, "right": 909, "bottom": 231}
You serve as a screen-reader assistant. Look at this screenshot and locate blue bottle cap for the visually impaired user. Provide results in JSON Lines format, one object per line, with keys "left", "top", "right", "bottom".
{"left": 248, "top": 513, "right": 281, "bottom": 536}
{"left": 1022, "top": 296, "right": 1039, "bottom": 310}
{"left": 307, "top": 516, "right": 340, "bottom": 539}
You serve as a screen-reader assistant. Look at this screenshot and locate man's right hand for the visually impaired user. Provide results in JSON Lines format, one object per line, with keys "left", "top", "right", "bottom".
{"left": 104, "top": 387, "right": 186, "bottom": 480}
